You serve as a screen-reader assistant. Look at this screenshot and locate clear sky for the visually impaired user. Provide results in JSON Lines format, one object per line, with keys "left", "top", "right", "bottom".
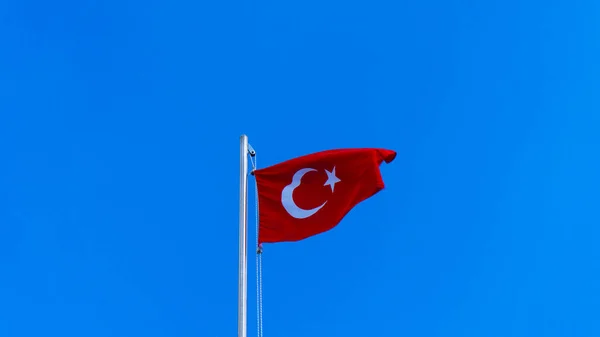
{"left": 1, "top": 0, "right": 599, "bottom": 336}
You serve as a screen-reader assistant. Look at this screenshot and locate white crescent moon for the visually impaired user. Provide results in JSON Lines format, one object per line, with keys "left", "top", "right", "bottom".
{"left": 281, "top": 168, "right": 327, "bottom": 219}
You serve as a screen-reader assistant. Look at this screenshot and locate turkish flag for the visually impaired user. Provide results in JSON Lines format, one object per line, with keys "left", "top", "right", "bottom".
{"left": 254, "top": 148, "right": 396, "bottom": 244}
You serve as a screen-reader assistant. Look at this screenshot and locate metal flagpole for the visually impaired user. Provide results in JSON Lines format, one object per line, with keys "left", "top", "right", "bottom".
{"left": 238, "top": 134, "right": 249, "bottom": 337}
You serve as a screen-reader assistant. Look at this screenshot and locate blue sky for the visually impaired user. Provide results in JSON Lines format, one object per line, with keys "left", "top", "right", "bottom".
{"left": 1, "top": 0, "right": 599, "bottom": 336}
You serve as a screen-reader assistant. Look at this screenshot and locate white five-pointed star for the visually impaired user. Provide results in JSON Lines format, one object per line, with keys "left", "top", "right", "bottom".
{"left": 324, "top": 167, "right": 341, "bottom": 192}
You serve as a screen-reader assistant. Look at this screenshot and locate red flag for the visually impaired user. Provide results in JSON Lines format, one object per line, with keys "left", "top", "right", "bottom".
{"left": 254, "top": 148, "right": 396, "bottom": 244}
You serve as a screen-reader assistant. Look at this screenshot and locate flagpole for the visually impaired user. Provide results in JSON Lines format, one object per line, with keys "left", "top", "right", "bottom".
{"left": 238, "top": 134, "right": 249, "bottom": 337}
